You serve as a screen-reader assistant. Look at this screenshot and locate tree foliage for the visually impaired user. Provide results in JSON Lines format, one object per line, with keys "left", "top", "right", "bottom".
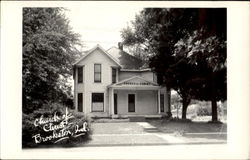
{"left": 121, "top": 8, "right": 227, "bottom": 120}
{"left": 174, "top": 9, "right": 227, "bottom": 121}
{"left": 23, "top": 8, "right": 82, "bottom": 113}
{"left": 121, "top": 8, "right": 201, "bottom": 118}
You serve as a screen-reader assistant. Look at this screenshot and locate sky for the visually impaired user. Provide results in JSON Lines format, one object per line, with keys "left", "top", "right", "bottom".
{"left": 65, "top": 5, "right": 144, "bottom": 51}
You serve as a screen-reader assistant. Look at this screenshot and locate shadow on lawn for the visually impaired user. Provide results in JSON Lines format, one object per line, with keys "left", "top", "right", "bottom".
{"left": 145, "top": 119, "right": 227, "bottom": 142}
{"left": 146, "top": 119, "right": 227, "bottom": 134}
{"left": 183, "top": 133, "right": 227, "bottom": 140}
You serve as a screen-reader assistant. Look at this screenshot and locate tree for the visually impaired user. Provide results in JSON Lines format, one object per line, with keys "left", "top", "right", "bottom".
{"left": 121, "top": 8, "right": 201, "bottom": 118}
{"left": 176, "top": 32, "right": 227, "bottom": 121}
{"left": 121, "top": 8, "right": 226, "bottom": 120}
{"left": 175, "top": 9, "right": 227, "bottom": 121}
{"left": 22, "top": 8, "right": 82, "bottom": 113}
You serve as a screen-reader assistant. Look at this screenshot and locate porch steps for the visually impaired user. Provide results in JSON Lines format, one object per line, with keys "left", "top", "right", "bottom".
{"left": 137, "top": 122, "right": 161, "bottom": 133}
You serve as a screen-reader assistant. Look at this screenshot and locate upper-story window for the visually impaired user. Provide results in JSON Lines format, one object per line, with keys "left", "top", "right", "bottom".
{"left": 112, "top": 68, "right": 116, "bottom": 83}
{"left": 94, "top": 64, "right": 101, "bottom": 83}
{"left": 77, "top": 66, "right": 83, "bottom": 83}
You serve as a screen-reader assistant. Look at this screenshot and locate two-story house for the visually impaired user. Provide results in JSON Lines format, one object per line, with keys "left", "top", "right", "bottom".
{"left": 73, "top": 44, "right": 170, "bottom": 118}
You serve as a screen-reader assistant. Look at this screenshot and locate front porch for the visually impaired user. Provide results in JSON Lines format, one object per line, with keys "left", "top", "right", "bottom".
{"left": 108, "top": 76, "right": 169, "bottom": 117}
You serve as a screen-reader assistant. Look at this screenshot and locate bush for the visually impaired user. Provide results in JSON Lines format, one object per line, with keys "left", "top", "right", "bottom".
{"left": 197, "top": 107, "right": 212, "bottom": 116}
{"left": 22, "top": 103, "right": 91, "bottom": 148}
{"left": 196, "top": 101, "right": 225, "bottom": 117}
{"left": 187, "top": 104, "right": 197, "bottom": 115}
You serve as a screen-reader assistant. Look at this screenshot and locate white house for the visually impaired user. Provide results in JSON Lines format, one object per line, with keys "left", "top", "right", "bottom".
{"left": 73, "top": 44, "right": 171, "bottom": 118}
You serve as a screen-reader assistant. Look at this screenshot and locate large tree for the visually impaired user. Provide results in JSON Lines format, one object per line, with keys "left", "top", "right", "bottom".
{"left": 22, "top": 8, "right": 82, "bottom": 113}
{"left": 121, "top": 8, "right": 226, "bottom": 120}
{"left": 175, "top": 9, "right": 227, "bottom": 121}
{"left": 121, "top": 8, "right": 200, "bottom": 118}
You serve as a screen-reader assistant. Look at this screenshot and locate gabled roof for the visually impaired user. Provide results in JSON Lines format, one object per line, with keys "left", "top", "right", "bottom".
{"left": 109, "top": 76, "right": 158, "bottom": 87}
{"left": 120, "top": 68, "right": 151, "bottom": 72}
{"left": 106, "top": 47, "right": 148, "bottom": 69}
{"left": 73, "top": 44, "right": 121, "bottom": 67}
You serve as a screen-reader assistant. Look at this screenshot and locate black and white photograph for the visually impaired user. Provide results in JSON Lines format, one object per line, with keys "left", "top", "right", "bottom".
{"left": 1, "top": 1, "right": 250, "bottom": 159}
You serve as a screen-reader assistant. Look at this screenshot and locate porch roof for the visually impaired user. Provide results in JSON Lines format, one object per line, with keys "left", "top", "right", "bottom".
{"left": 109, "top": 85, "right": 161, "bottom": 90}
{"left": 108, "top": 76, "right": 161, "bottom": 90}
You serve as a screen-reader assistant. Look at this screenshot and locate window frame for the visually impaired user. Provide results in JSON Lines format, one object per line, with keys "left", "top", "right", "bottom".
{"left": 77, "top": 66, "right": 83, "bottom": 83}
{"left": 94, "top": 64, "right": 101, "bottom": 83}
{"left": 153, "top": 72, "right": 157, "bottom": 83}
{"left": 91, "top": 93, "right": 104, "bottom": 112}
{"left": 128, "top": 94, "right": 135, "bottom": 112}
{"left": 112, "top": 68, "right": 117, "bottom": 83}
{"left": 77, "top": 93, "right": 83, "bottom": 112}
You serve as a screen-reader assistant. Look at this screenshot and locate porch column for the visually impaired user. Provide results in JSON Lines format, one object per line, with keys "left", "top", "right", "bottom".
{"left": 158, "top": 89, "right": 161, "bottom": 114}
{"left": 110, "top": 88, "right": 114, "bottom": 115}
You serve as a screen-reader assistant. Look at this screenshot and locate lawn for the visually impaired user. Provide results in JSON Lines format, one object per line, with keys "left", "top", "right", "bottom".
{"left": 91, "top": 122, "right": 145, "bottom": 134}
{"left": 146, "top": 119, "right": 227, "bottom": 142}
{"left": 147, "top": 119, "right": 227, "bottom": 134}
{"left": 85, "top": 120, "right": 227, "bottom": 146}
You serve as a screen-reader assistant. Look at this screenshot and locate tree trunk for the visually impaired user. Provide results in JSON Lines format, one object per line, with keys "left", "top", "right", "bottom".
{"left": 211, "top": 99, "right": 218, "bottom": 121}
{"left": 166, "top": 87, "right": 172, "bottom": 118}
{"left": 211, "top": 72, "right": 218, "bottom": 121}
{"left": 182, "top": 103, "right": 188, "bottom": 119}
{"left": 182, "top": 97, "right": 190, "bottom": 119}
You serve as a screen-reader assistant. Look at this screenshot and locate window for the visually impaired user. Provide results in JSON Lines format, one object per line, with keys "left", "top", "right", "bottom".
{"left": 112, "top": 68, "right": 116, "bottom": 83}
{"left": 78, "top": 66, "right": 83, "bottom": 83}
{"left": 94, "top": 64, "right": 101, "bottom": 82}
{"left": 128, "top": 94, "right": 135, "bottom": 112}
{"left": 153, "top": 73, "right": 157, "bottom": 83}
{"left": 92, "top": 93, "right": 104, "bottom": 112}
{"left": 78, "top": 93, "right": 83, "bottom": 112}
{"left": 160, "top": 94, "right": 164, "bottom": 112}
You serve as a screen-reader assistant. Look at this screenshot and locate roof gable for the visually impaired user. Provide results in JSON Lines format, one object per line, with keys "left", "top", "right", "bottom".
{"left": 73, "top": 44, "right": 121, "bottom": 67}
{"left": 113, "top": 76, "right": 158, "bottom": 86}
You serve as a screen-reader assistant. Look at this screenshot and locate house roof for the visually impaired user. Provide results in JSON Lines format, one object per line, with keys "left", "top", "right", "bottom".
{"left": 106, "top": 47, "right": 148, "bottom": 69}
{"left": 73, "top": 45, "right": 150, "bottom": 70}
{"left": 73, "top": 44, "right": 121, "bottom": 67}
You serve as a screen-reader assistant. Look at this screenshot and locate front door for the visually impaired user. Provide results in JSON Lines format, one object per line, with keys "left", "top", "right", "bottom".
{"left": 128, "top": 94, "right": 135, "bottom": 112}
{"left": 114, "top": 93, "right": 117, "bottom": 114}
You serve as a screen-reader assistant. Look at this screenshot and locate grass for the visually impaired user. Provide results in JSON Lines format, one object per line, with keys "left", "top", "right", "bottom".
{"left": 91, "top": 122, "right": 145, "bottom": 134}
{"left": 87, "top": 120, "right": 227, "bottom": 145}
{"left": 147, "top": 119, "right": 227, "bottom": 134}
{"left": 146, "top": 119, "right": 227, "bottom": 142}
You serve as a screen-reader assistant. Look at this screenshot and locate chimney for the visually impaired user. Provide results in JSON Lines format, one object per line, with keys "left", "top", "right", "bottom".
{"left": 118, "top": 42, "right": 123, "bottom": 50}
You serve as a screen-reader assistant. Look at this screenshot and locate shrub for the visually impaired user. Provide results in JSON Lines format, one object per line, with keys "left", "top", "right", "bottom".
{"left": 197, "top": 107, "right": 212, "bottom": 116}
{"left": 22, "top": 103, "right": 91, "bottom": 148}
{"left": 196, "top": 101, "right": 225, "bottom": 117}
{"left": 187, "top": 104, "right": 197, "bottom": 115}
